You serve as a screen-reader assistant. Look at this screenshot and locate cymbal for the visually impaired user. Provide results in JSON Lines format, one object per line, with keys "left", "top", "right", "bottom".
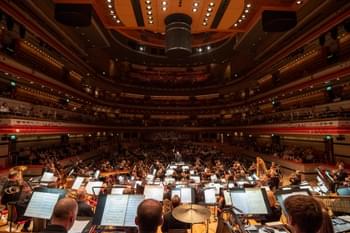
{"left": 172, "top": 204, "right": 211, "bottom": 224}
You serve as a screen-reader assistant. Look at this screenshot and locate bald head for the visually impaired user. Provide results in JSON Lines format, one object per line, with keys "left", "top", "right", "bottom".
{"left": 51, "top": 197, "right": 78, "bottom": 231}
{"left": 136, "top": 199, "right": 163, "bottom": 233}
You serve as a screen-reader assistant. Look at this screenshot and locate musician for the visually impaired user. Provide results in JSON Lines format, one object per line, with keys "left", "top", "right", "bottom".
{"left": 256, "top": 157, "right": 267, "bottom": 178}
{"left": 135, "top": 199, "right": 163, "bottom": 233}
{"left": 41, "top": 197, "right": 78, "bottom": 233}
{"left": 289, "top": 170, "right": 302, "bottom": 186}
{"left": 161, "top": 195, "right": 191, "bottom": 233}
{"left": 333, "top": 162, "right": 348, "bottom": 183}
{"left": 1, "top": 170, "right": 21, "bottom": 205}
{"left": 284, "top": 195, "right": 323, "bottom": 233}
{"left": 76, "top": 188, "right": 94, "bottom": 217}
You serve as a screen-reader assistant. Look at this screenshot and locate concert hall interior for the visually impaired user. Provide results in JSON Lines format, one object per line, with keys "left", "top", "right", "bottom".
{"left": 0, "top": 0, "right": 350, "bottom": 233}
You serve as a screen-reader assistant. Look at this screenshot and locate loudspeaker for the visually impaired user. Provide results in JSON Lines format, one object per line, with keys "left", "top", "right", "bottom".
{"left": 19, "top": 25, "right": 26, "bottom": 39}
{"left": 54, "top": 4, "right": 92, "bottom": 27}
{"left": 262, "top": 10, "right": 297, "bottom": 32}
{"left": 6, "top": 16, "right": 14, "bottom": 31}
{"left": 319, "top": 34, "right": 326, "bottom": 46}
{"left": 344, "top": 19, "right": 350, "bottom": 32}
{"left": 165, "top": 13, "right": 192, "bottom": 57}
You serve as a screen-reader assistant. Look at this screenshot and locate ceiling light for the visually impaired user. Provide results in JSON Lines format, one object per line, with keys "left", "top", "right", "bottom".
{"left": 238, "top": 19, "right": 242, "bottom": 22}
{"left": 162, "top": 7, "right": 167, "bottom": 11}
{"left": 206, "top": 13, "right": 211, "bottom": 17}
{"left": 202, "top": 22, "right": 207, "bottom": 26}
{"left": 107, "top": 0, "right": 112, "bottom": 2}
{"left": 204, "top": 17, "right": 209, "bottom": 21}
{"left": 206, "top": 45, "right": 211, "bottom": 50}
{"left": 209, "top": 2, "right": 215, "bottom": 7}
{"left": 139, "top": 46, "right": 145, "bottom": 51}
{"left": 149, "top": 20, "right": 153, "bottom": 24}
{"left": 193, "top": 2, "right": 199, "bottom": 7}
{"left": 242, "top": 14, "right": 246, "bottom": 18}
{"left": 245, "top": 9, "right": 249, "bottom": 13}
{"left": 146, "top": 5, "right": 152, "bottom": 10}
{"left": 161, "top": 1, "right": 167, "bottom": 6}
{"left": 234, "top": 23, "right": 238, "bottom": 27}
{"left": 296, "top": 0, "right": 302, "bottom": 4}
{"left": 113, "top": 15, "right": 116, "bottom": 18}
{"left": 147, "top": 11, "right": 152, "bottom": 15}
{"left": 207, "top": 7, "right": 213, "bottom": 12}
{"left": 116, "top": 19, "right": 121, "bottom": 23}
{"left": 148, "top": 16, "right": 153, "bottom": 20}
{"left": 146, "top": 0, "right": 151, "bottom": 4}
{"left": 246, "top": 3, "right": 251, "bottom": 8}
{"left": 198, "top": 48, "right": 203, "bottom": 52}
{"left": 192, "top": 8, "right": 198, "bottom": 12}
{"left": 108, "top": 4, "right": 112, "bottom": 8}
{"left": 110, "top": 10, "right": 114, "bottom": 14}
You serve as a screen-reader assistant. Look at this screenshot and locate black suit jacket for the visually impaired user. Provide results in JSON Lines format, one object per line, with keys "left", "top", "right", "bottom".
{"left": 161, "top": 211, "right": 191, "bottom": 233}
{"left": 77, "top": 200, "right": 94, "bottom": 217}
{"left": 41, "top": 224, "right": 67, "bottom": 233}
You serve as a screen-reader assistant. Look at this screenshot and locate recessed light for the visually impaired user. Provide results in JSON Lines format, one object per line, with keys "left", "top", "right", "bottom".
{"left": 108, "top": 4, "right": 112, "bottom": 8}
{"left": 149, "top": 20, "right": 153, "bottom": 24}
{"left": 238, "top": 19, "right": 242, "bottom": 22}
{"left": 234, "top": 23, "right": 238, "bottom": 27}
{"left": 162, "top": 1, "right": 167, "bottom": 5}
{"left": 206, "top": 12, "right": 211, "bottom": 17}
{"left": 147, "top": 11, "right": 152, "bottom": 15}
{"left": 116, "top": 19, "right": 121, "bottom": 23}
{"left": 245, "top": 9, "right": 249, "bottom": 13}
{"left": 146, "top": 0, "right": 151, "bottom": 4}
{"left": 202, "top": 22, "right": 207, "bottom": 26}
{"left": 162, "top": 7, "right": 167, "bottom": 11}
{"left": 209, "top": 2, "right": 215, "bottom": 7}
{"left": 246, "top": 3, "right": 251, "bottom": 8}
{"left": 207, "top": 7, "right": 213, "bottom": 12}
{"left": 198, "top": 48, "right": 203, "bottom": 52}
{"left": 146, "top": 5, "right": 152, "bottom": 10}
{"left": 206, "top": 45, "right": 211, "bottom": 50}
{"left": 148, "top": 16, "right": 153, "bottom": 20}
{"left": 193, "top": 2, "right": 199, "bottom": 7}
{"left": 107, "top": 0, "right": 112, "bottom": 2}
{"left": 204, "top": 17, "right": 209, "bottom": 21}
{"left": 296, "top": 0, "right": 302, "bottom": 4}
{"left": 192, "top": 8, "right": 198, "bottom": 12}
{"left": 113, "top": 15, "right": 116, "bottom": 18}
{"left": 110, "top": 10, "right": 114, "bottom": 14}
{"left": 242, "top": 14, "right": 246, "bottom": 18}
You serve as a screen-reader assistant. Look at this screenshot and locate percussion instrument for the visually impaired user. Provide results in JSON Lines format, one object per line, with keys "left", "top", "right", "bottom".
{"left": 172, "top": 204, "right": 211, "bottom": 223}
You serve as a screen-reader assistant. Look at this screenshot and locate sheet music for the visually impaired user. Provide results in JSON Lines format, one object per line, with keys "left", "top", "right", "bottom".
{"left": 24, "top": 192, "right": 60, "bottom": 219}
{"left": 72, "top": 177, "right": 84, "bottom": 190}
{"left": 230, "top": 191, "right": 249, "bottom": 214}
{"left": 246, "top": 188, "right": 268, "bottom": 214}
{"left": 124, "top": 195, "right": 144, "bottom": 227}
{"left": 223, "top": 190, "right": 232, "bottom": 206}
{"left": 180, "top": 188, "right": 192, "bottom": 203}
{"left": 85, "top": 181, "right": 103, "bottom": 195}
{"left": 171, "top": 189, "right": 181, "bottom": 199}
{"left": 190, "top": 176, "right": 200, "bottom": 184}
{"left": 280, "top": 191, "right": 309, "bottom": 203}
{"left": 204, "top": 188, "right": 216, "bottom": 204}
{"left": 101, "top": 195, "right": 128, "bottom": 226}
{"left": 144, "top": 185, "right": 164, "bottom": 202}
{"left": 41, "top": 172, "right": 56, "bottom": 182}
{"left": 68, "top": 220, "right": 90, "bottom": 233}
{"left": 111, "top": 188, "right": 124, "bottom": 195}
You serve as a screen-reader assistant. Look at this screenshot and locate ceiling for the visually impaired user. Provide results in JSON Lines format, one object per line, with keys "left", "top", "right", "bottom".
{"left": 1, "top": 0, "right": 349, "bottom": 89}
